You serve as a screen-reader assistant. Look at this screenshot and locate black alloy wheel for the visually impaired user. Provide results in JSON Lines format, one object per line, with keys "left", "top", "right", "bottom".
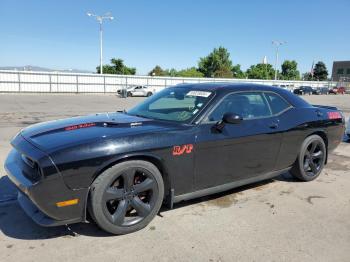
{"left": 302, "top": 140, "right": 325, "bottom": 177}
{"left": 89, "top": 160, "right": 164, "bottom": 234}
{"left": 102, "top": 167, "right": 158, "bottom": 226}
{"left": 291, "top": 135, "right": 326, "bottom": 181}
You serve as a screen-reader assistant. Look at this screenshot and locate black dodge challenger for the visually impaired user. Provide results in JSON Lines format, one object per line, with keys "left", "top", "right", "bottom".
{"left": 5, "top": 83, "right": 345, "bottom": 234}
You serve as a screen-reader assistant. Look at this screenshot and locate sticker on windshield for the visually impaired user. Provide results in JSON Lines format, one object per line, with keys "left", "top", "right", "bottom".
{"left": 186, "top": 91, "right": 212, "bottom": 97}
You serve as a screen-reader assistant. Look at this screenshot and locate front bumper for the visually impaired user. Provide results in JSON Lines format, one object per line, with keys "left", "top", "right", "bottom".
{"left": 4, "top": 135, "right": 88, "bottom": 227}
{"left": 17, "top": 191, "right": 82, "bottom": 227}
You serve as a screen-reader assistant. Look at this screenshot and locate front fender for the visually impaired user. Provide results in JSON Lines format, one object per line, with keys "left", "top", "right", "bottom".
{"left": 90, "top": 151, "right": 173, "bottom": 202}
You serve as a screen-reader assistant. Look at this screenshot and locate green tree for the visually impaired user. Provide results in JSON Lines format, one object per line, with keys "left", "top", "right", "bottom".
{"left": 280, "top": 60, "right": 300, "bottom": 80}
{"left": 98, "top": 65, "right": 116, "bottom": 74}
{"left": 166, "top": 68, "right": 178, "bottom": 77}
{"left": 198, "top": 47, "right": 233, "bottom": 78}
{"left": 148, "top": 65, "right": 168, "bottom": 76}
{"left": 313, "top": 61, "right": 328, "bottom": 81}
{"left": 302, "top": 72, "right": 313, "bottom": 81}
{"left": 232, "top": 64, "right": 246, "bottom": 79}
{"left": 246, "top": 63, "right": 275, "bottom": 79}
{"left": 110, "top": 58, "right": 136, "bottom": 75}
{"left": 176, "top": 67, "right": 204, "bottom": 77}
{"left": 96, "top": 58, "right": 136, "bottom": 75}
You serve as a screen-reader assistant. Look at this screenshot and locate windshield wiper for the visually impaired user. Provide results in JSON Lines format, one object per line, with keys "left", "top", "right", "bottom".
{"left": 134, "top": 114, "right": 152, "bottom": 119}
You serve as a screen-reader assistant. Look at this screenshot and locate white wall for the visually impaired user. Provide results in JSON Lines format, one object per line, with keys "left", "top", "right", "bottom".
{"left": 0, "top": 70, "right": 334, "bottom": 93}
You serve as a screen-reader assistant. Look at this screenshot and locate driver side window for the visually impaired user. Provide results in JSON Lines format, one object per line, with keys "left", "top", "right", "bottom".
{"left": 208, "top": 92, "right": 271, "bottom": 122}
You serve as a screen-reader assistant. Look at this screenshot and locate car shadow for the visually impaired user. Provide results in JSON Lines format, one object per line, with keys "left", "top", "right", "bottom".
{"left": 0, "top": 200, "right": 112, "bottom": 239}
{"left": 160, "top": 172, "right": 298, "bottom": 212}
{"left": 0, "top": 175, "right": 112, "bottom": 239}
{"left": 0, "top": 171, "right": 298, "bottom": 240}
{"left": 0, "top": 176, "right": 18, "bottom": 203}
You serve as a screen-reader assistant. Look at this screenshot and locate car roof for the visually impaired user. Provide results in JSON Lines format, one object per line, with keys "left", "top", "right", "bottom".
{"left": 174, "top": 82, "right": 310, "bottom": 108}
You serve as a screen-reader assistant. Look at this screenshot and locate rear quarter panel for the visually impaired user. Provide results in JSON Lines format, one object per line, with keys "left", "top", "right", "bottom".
{"left": 275, "top": 107, "right": 344, "bottom": 170}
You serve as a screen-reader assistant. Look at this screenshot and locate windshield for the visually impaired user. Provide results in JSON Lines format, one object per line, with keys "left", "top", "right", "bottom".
{"left": 127, "top": 86, "right": 214, "bottom": 123}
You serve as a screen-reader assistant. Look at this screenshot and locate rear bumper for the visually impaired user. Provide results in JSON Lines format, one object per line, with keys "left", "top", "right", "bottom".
{"left": 5, "top": 137, "right": 88, "bottom": 227}
{"left": 328, "top": 127, "right": 346, "bottom": 153}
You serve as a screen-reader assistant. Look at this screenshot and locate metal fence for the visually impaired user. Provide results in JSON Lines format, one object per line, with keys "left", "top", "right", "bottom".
{"left": 0, "top": 70, "right": 335, "bottom": 93}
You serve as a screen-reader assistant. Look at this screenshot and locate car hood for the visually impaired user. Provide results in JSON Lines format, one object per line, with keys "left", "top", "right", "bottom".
{"left": 20, "top": 112, "right": 176, "bottom": 153}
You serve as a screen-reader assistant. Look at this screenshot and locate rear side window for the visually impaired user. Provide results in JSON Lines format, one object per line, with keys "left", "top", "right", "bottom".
{"left": 265, "top": 92, "right": 291, "bottom": 115}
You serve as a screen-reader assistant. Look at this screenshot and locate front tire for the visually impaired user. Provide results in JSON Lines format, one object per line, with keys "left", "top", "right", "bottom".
{"left": 290, "top": 135, "right": 326, "bottom": 181}
{"left": 89, "top": 160, "right": 164, "bottom": 235}
{"left": 146, "top": 92, "right": 153, "bottom": 97}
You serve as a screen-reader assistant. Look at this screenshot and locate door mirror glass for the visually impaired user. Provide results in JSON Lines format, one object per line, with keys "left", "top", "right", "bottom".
{"left": 223, "top": 112, "right": 243, "bottom": 124}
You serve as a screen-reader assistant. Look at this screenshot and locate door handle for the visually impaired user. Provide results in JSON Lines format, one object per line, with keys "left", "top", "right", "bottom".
{"left": 269, "top": 122, "right": 279, "bottom": 129}
{"left": 269, "top": 119, "right": 279, "bottom": 129}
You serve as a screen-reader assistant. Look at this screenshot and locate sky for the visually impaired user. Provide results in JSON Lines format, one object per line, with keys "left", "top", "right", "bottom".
{"left": 0, "top": 0, "right": 349, "bottom": 75}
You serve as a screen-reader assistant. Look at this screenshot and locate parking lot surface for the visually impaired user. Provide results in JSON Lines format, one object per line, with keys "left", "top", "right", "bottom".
{"left": 0, "top": 94, "right": 349, "bottom": 262}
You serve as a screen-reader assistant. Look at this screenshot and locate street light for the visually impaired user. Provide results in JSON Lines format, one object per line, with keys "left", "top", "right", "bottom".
{"left": 272, "top": 40, "right": 286, "bottom": 80}
{"left": 87, "top": 12, "right": 114, "bottom": 74}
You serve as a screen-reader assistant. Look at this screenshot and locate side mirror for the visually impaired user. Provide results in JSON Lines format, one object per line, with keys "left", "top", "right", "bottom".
{"left": 223, "top": 112, "right": 243, "bottom": 124}
{"left": 212, "top": 112, "right": 243, "bottom": 133}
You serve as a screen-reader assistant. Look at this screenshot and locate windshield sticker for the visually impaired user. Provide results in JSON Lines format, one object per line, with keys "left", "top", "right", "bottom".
{"left": 186, "top": 91, "right": 212, "bottom": 97}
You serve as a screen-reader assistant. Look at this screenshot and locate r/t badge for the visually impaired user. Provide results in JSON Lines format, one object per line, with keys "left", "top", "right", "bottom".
{"left": 172, "top": 144, "right": 193, "bottom": 156}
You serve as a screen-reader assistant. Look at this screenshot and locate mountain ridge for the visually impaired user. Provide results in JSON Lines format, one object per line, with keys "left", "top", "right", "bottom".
{"left": 0, "top": 65, "right": 92, "bottom": 73}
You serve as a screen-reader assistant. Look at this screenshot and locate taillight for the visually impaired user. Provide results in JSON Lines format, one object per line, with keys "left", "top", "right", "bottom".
{"left": 327, "top": 111, "right": 342, "bottom": 120}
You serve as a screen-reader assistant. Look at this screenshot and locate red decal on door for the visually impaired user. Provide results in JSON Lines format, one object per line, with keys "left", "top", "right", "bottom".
{"left": 173, "top": 144, "right": 193, "bottom": 156}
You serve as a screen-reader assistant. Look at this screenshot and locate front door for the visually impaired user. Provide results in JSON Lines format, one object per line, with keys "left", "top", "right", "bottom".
{"left": 194, "top": 91, "right": 282, "bottom": 190}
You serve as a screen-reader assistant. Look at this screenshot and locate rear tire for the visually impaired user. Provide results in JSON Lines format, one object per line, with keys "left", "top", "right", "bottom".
{"left": 290, "top": 135, "right": 326, "bottom": 181}
{"left": 89, "top": 160, "right": 164, "bottom": 235}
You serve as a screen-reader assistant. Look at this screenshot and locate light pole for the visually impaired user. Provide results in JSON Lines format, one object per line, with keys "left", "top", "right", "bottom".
{"left": 87, "top": 12, "right": 114, "bottom": 74}
{"left": 272, "top": 40, "right": 286, "bottom": 80}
